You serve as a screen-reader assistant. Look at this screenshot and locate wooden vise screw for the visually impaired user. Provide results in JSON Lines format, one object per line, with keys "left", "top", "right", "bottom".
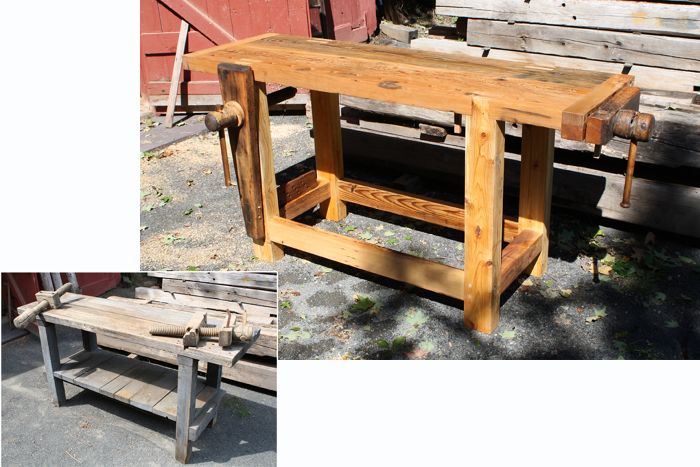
{"left": 149, "top": 310, "right": 255, "bottom": 349}
{"left": 611, "top": 110, "right": 654, "bottom": 208}
{"left": 13, "top": 282, "right": 73, "bottom": 328}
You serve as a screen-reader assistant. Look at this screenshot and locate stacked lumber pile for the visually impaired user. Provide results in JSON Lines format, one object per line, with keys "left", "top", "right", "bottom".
{"left": 341, "top": 0, "right": 700, "bottom": 237}
{"left": 100, "top": 272, "right": 277, "bottom": 391}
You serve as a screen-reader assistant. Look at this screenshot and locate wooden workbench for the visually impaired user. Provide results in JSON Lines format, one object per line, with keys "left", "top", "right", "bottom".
{"left": 18, "top": 293, "right": 259, "bottom": 464}
{"left": 184, "top": 34, "right": 641, "bottom": 333}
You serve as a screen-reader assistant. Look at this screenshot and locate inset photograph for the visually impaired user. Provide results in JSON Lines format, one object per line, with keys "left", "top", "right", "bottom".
{"left": 1, "top": 272, "right": 277, "bottom": 465}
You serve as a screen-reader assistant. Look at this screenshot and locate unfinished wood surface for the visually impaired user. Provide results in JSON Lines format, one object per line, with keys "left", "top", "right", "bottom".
{"left": 311, "top": 91, "right": 347, "bottom": 221}
{"left": 175, "top": 355, "right": 197, "bottom": 463}
{"left": 277, "top": 170, "right": 319, "bottom": 205}
{"left": 134, "top": 287, "right": 276, "bottom": 319}
{"left": 463, "top": 97, "right": 505, "bottom": 333}
{"left": 37, "top": 321, "right": 66, "bottom": 406}
{"left": 268, "top": 216, "right": 465, "bottom": 300}
{"left": 160, "top": 278, "right": 277, "bottom": 307}
{"left": 466, "top": 20, "right": 700, "bottom": 72}
{"left": 337, "top": 177, "right": 519, "bottom": 242}
{"left": 253, "top": 81, "right": 285, "bottom": 261}
{"left": 164, "top": 20, "right": 189, "bottom": 128}
{"left": 53, "top": 349, "right": 222, "bottom": 423}
{"left": 435, "top": 0, "right": 700, "bottom": 37}
{"left": 562, "top": 75, "right": 634, "bottom": 140}
{"left": 411, "top": 38, "right": 700, "bottom": 94}
{"left": 147, "top": 271, "right": 277, "bottom": 290}
{"left": 97, "top": 334, "right": 277, "bottom": 391}
{"left": 519, "top": 125, "right": 555, "bottom": 276}
{"left": 105, "top": 296, "right": 277, "bottom": 358}
{"left": 184, "top": 34, "right": 620, "bottom": 129}
{"left": 342, "top": 125, "right": 700, "bottom": 238}
{"left": 499, "top": 229, "right": 543, "bottom": 294}
{"left": 19, "top": 293, "right": 257, "bottom": 367}
{"left": 280, "top": 179, "right": 331, "bottom": 219}
{"left": 218, "top": 64, "right": 266, "bottom": 242}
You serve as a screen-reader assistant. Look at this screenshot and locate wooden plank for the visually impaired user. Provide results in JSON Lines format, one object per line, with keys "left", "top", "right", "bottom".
{"left": 519, "top": 125, "right": 555, "bottom": 276}
{"left": 435, "top": 0, "right": 700, "bottom": 37}
{"left": 37, "top": 321, "right": 66, "bottom": 406}
{"left": 466, "top": 20, "right": 700, "bottom": 72}
{"left": 153, "top": 379, "right": 215, "bottom": 421}
{"left": 128, "top": 371, "right": 178, "bottom": 413}
{"left": 189, "top": 390, "right": 224, "bottom": 441}
{"left": 218, "top": 64, "right": 266, "bottom": 242}
{"left": 160, "top": 278, "right": 277, "bottom": 307}
{"left": 337, "top": 177, "right": 520, "bottom": 242}
{"left": 100, "top": 362, "right": 152, "bottom": 397}
{"left": 114, "top": 363, "right": 169, "bottom": 404}
{"left": 253, "top": 81, "right": 285, "bottom": 261}
{"left": 463, "top": 97, "right": 505, "bottom": 333}
{"left": 146, "top": 271, "right": 277, "bottom": 289}
{"left": 268, "top": 216, "right": 465, "bottom": 300}
{"left": 411, "top": 38, "right": 700, "bottom": 94}
{"left": 277, "top": 170, "right": 319, "bottom": 205}
{"left": 311, "top": 91, "right": 347, "bottom": 221}
{"left": 159, "top": 0, "right": 234, "bottom": 45}
{"left": 72, "top": 353, "right": 136, "bottom": 390}
{"left": 280, "top": 179, "right": 331, "bottom": 219}
{"left": 164, "top": 20, "right": 189, "bottom": 128}
{"left": 562, "top": 75, "right": 634, "bottom": 140}
{"left": 55, "top": 350, "right": 114, "bottom": 384}
{"left": 97, "top": 335, "right": 277, "bottom": 391}
{"left": 134, "top": 287, "right": 276, "bottom": 318}
{"left": 185, "top": 34, "right": 615, "bottom": 129}
{"left": 499, "top": 229, "right": 543, "bottom": 293}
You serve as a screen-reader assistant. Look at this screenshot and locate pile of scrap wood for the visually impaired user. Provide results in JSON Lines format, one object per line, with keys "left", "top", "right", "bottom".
{"left": 339, "top": 0, "right": 700, "bottom": 238}
{"left": 98, "top": 271, "right": 277, "bottom": 391}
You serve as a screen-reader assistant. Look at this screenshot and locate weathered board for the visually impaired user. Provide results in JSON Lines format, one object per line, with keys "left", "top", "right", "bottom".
{"left": 147, "top": 271, "right": 277, "bottom": 290}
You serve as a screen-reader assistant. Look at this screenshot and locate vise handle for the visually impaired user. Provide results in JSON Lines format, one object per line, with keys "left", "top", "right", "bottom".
{"left": 13, "top": 282, "right": 73, "bottom": 329}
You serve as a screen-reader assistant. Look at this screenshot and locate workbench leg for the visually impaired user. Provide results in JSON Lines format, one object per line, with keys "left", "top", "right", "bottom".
{"left": 175, "top": 355, "right": 198, "bottom": 464}
{"left": 205, "top": 363, "right": 222, "bottom": 427}
{"left": 81, "top": 331, "right": 97, "bottom": 352}
{"left": 464, "top": 97, "right": 505, "bottom": 333}
{"left": 253, "top": 81, "right": 284, "bottom": 261}
{"left": 37, "top": 320, "right": 66, "bottom": 406}
{"left": 519, "top": 125, "right": 555, "bottom": 276}
{"left": 311, "top": 91, "right": 347, "bottom": 222}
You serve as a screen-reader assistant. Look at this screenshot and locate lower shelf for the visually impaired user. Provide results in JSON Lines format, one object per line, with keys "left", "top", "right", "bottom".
{"left": 54, "top": 349, "right": 223, "bottom": 425}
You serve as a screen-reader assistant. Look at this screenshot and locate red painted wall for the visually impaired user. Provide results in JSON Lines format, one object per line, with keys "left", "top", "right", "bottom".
{"left": 325, "top": 0, "right": 377, "bottom": 42}
{"left": 140, "top": 0, "right": 312, "bottom": 99}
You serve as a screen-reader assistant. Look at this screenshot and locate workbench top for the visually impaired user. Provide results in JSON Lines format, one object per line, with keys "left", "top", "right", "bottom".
{"left": 19, "top": 293, "right": 258, "bottom": 367}
{"left": 184, "top": 33, "right": 633, "bottom": 132}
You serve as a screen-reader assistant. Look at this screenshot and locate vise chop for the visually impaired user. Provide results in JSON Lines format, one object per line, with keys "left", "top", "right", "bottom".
{"left": 13, "top": 282, "right": 73, "bottom": 328}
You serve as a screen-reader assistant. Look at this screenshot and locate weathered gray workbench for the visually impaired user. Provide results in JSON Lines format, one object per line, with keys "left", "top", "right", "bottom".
{"left": 17, "top": 292, "right": 259, "bottom": 464}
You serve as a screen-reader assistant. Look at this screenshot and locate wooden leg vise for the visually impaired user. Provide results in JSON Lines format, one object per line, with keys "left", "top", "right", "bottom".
{"left": 582, "top": 86, "right": 655, "bottom": 208}
{"left": 13, "top": 282, "right": 73, "bottom": 328}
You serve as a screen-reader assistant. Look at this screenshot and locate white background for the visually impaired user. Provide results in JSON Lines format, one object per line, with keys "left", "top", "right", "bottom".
{"left": 0, "top": 3, "right": 698, "bottom": 466}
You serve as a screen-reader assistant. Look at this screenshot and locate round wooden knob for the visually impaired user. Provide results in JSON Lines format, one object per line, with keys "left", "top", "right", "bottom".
{"left": 611, "top": 110, "right": 654, "bottom": 142}
{"left": 205, "top": 101, "right": 245, "bottom": 132}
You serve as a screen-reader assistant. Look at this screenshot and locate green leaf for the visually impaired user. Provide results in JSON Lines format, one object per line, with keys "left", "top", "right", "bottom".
{"left": 383, "top": 231, "right": 395, "bottom": 237}
{"left": 559, "top": 288, "right": 573, "bottom": 298}
{"left": 404, "top": 308, "right": 429, "bottom": 328}
{"left": 585, "top": 308, "right": 607, "bottom": 323}
{"left": 350, "top": 295, "right": 375, "bottom": 313}
{"left": 677, "top": 255, "right": 696, "bottom": 265}
{"left": 194, "top": 203, "right": 203, "bottom": 208}
{"left": 159, "top": 194, "right": 172, "bottom": 204}
{"left": 665, "top": 320, "right": 679, "bottom": 329}
{"left": 343, "top": 224, "right": 357, "bottom": 233}
{"left": 386, "top": 237, "right": 399, "bottom": 246}
{"left": 403, "top": 234, "right": 413, "bottom": 241}
{"left": 500, "top": 330, "right": 516, "bottom": 339}
{"left": 279, "top": 300, "right": 292, "bottom": 310}
{"left": 162, "top": 234, "right": 185, "bottom": 245}
{"left": 358, "top": 232, "right": 373, "bottom": 241}
{"left": 652, "top": 291, "right": 667, "bottom": 304}
{"left": 455, "top": 243, "right": 464, "bottom": 251}
{"left": 183, "top": 208, "right": 194, "bottom": 216}
{"left": 141, "top": 203, "right": 156, "bottom": 212}
{"left": 290, "top": 326, "right": 301, "bottom": 331}
{"left": 391, "top": 336, "right": 407, "bottom": 351}
{"left": 594, "top": 228, "right": 605, "bottom": 238}
{"left": 282, "top": 328, "right": 311, "bottom": 341}
{"left": 377, "top": 339, "right": 390, "bottom": 350}
{"left": 185, "top": 265, "right": 199, "bottom": 271}
{"left": 418, "top": 341, "right": 435, "bottom": 352}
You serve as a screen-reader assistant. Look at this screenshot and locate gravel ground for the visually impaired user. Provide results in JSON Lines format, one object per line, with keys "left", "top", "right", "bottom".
{"left": 140, "top": 115, "right": 700, "bottom": 360}
{"left": 1, "top": 326, "right": 276, "bottom": 466}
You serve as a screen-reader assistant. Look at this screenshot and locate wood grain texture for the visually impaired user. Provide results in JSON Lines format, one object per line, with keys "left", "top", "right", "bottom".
{"left": 37, "top": 321, "right": 66, "bottom": 406}
{"left": 184, "top": 34, "right": 618, "bottom": 129}
{"left": 466, "top": 20, "right": 700, "bottom": 72}
{"left": 585, "top": 87, "right": 641, "bottom": 145}
{"left": 519, "top": 125, "right": 555, "bottom": 276}
{"left": 463, "top": 97, "right": 505, "bottom": 333}
{"left": 253, "top": 81, "right": 285, "bottom": 261}
{"left": 268, "top": 216, "right": 465, "bottom": 299}
{"left": 411, "top": 38, "right": 699, "bottom": 94}
{"left": 175, "top": 355, "right": 197, "bottom": 463}
{"left": 160, "top": 278, "right": 277, "bottom": 307}
{"left": 562, "top": 75, "right": 634, "bottom": 140}
{"left": 311, "top": 91, "right": 347, "bottom": 221}
{"left": 277, "top": 170, "right": 319, "bottom": 205}
{"left": 218, "top": 64, "right": 266, "bottom": 242}
{"left": 337, "top": 177, "right": 520, "bottom": 242}
{"left": 147, "top": 271, "right": 277, "bottom": 289}
{"left": 279, "top": 179, "right": 331, "bottom": 219}
{"left": 435, "top": 0, "right": 700, "bottom": 37}
{"left": 499, "top": 229, "right": 543, "bottom": 293}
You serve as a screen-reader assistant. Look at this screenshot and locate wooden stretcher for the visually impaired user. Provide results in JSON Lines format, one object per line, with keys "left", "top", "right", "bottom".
{"left": 184, "top": 34, "right": 653, "bottom": 334}
{"left": 17, "top": 293, "right": 259, "bottom": 464}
